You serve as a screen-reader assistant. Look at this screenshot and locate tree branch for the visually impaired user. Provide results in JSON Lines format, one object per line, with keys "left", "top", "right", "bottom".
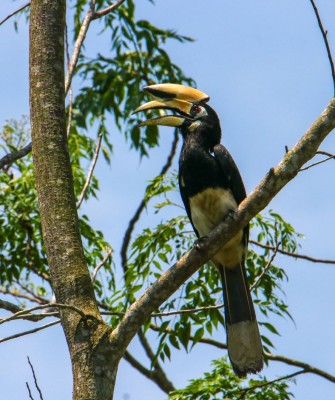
{"left": 149, "top": 323, "right": 335, "bottom": 385}
{"left": 93, "top": 0, "right": 126, "bottom": 19}
{"left": 109, "top": 96, "right": 335, "bottom": 358}
{"left": 91, "top": 247, "right": 113, "bottom": 282}
{"left": 299, "top": 154, "right": 335, "bottom": 172}
{"left": 0, "top": 287, "right": 46, "bottom": 305}
{"left": 27, "top": 357, "right": 44, "bottom": 400}
{"left": 0, "top": 2, "right": 30, "bottom": 27}
{"left": 0, "top": 299, "right": 22, "bottom": 314}
{"left": 266, "top": 353, "right": 335, "bottom": 384}
{"left": 76, "top": 133, "right": 103, "bottom": 208}
{"left": 0, "top": 142, "right": 32, "bottom": 170}
{"left": 236, "top": 370, "right": 306, "bottom": 398}
{"left": 64, "top": 0, "right": 96, "bottom": 94}
{"left": 250, "top": 240, "right": 335, "bottom": 265}
{"left": 137, "top": 329, "right": 175, "bottom": 393}
{"left": 26, "top": 382, "right": 34, "bottom": 400}
{"left": 124, "top": 350, "right": 175, "bottom": 394}
{"left": 0, "top": 320, "right": 60, "bottom": 344}
{"left": 309, "top": 0, "right": 335, "bottom": 93}
{"left": 0, "top": 303, "right": 85, "bottom": 325}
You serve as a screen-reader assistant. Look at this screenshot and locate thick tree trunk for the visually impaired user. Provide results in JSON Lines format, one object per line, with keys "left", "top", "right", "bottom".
{"left": 29, "top": 1, "right": 117, "bottom": 398}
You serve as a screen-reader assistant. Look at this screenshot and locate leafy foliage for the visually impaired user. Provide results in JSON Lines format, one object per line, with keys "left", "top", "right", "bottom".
{"left": 168, "top": 357, "right": 294, "bottom": 400}
{"left": 0, "top": 117, "right": 112, "bottom": 297}
{"left": 73, "top": 0, "right": 195, "bottom": 157}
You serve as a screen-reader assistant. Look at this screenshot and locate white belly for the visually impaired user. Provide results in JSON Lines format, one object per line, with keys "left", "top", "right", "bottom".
{"left": 189, "top": 187, "right": 244, "bottom": 268}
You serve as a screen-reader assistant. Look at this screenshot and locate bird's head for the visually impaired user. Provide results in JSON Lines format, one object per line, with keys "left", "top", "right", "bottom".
{"left": 133, "top": 83, "right": 221, "bottom": 148}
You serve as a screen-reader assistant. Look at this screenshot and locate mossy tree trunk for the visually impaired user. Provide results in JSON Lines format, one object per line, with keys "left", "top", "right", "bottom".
{"left": 29, "top": 1, "right": 117, "bottom": 398}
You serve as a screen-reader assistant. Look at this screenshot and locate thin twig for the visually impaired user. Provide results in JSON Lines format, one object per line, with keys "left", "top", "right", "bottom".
{"left": 27, "top": 357, "right": 44, "bottom": 400}
{"left": 26, "top": 382, "right": 34, "bottom": 400}
{"left": 250, "top": 241, "right": 281, "bottom": 292}
{"left": 250, "top": 240, "right": 335, "bottom": 264}
{"left": 236, "top": 370, "right": 306, "bottom": 398}
{"left": 0, "top": 2, "right": 30, "bottom": 27}
{"left": 91, "top": 247, "right": 113, "bottom": 282}
{"left": 266, "top": 352, "right": 335, "bottom": 383}
{"left": 100, "top": 303, "right": 224, "bottom": 318}
{"left": 17, "top": 281, "right": 48, "bottom": 304}
{"left": 299, "top": 154, "right": 335, "bottom": 172}
{"left": 149, "top": 323, "right": 335, "bottom": 385}
{"left": 151, "top": 303, "right": 223, "bottom": 317}
{"left": 65, "top": 0, "right": 96, "bottom": 94}
{"left": 0, "top": 287, "right": 46, "bottom": 305}
{"left": 309, "top": 0, "right": 335, "bottom": 93}
{"left": 76, "top": 133, "right": 103, "bottom": 208}
{"left": 65, "top": 22, "right": 73, "bottom": 138}
{"left": 0, "top": 303, "right": 86, "bottom": 325}
{"left": 93, "top": 0, "right": 126, "bottom": 19}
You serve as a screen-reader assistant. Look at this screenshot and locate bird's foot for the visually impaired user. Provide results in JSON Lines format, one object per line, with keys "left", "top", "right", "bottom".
{"left": 225, "top": 208, "right": 236, "bottom": 220}
{"left": 194, "top": 236, "right": 209, "bottom": 252}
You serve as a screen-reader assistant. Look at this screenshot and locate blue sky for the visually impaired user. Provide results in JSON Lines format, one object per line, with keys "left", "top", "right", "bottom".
{"left": 1, "top": 1, "right": 335, "bottom": 399}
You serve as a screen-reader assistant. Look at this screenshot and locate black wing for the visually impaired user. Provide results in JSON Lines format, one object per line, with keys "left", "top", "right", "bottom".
{"left": 213, "top": 144, "right": 249, "bottom": 241}
{"left": 178, "top": 175, "right": 201, "bottom": 238}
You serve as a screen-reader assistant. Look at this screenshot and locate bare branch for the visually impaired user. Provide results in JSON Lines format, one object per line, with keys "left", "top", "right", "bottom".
{"left": 77, "top": 133, "right": 103, "bottom": 208}
{"left": 0, "top": 2, "right": 30, "bottom": 27}
{"left": 64, "top": 1, "right": 96, "bottom": 94}
{"left": 235, "top": 370, "right": 306, "bottom": 398}
{"left": 266, "top": 352, "right": 335, "bottom": 384}
{"left": 250, "top": 240, "right": 335, "bottom": 265}
{"left": 124, "top": 350, "right": 176, "bottom": 394}
{"left": 0, "top": 303, "right": 85, "bottom": 325}
{"left": 309, "top": 0, "right": 335, "bottom": 93}
{"left": 0, "top": 299, "right": 22, "bottom": 314}
{"left": 93, "top": 0, "right": 127, "bottom": 19}
{"left": 137, "top": 330, "right": 175, "bottom": 393}
{"left": 299, "top": 154, "right": 335, "bottom": 172}
{"left": 100, "top": 303, "right": 224, "bottom": 318}
{"left": 0, "top": 142, "right": 32, "bottom": 170}
{"left": 91, "top": 247, "right": 113, "bottom": 282}
{"left": 26, "top": 382, "right": 34, "bottom": 400}
{"left": 17, "top": 281, "right": 49, "bottom": 304}
{"left": 27, "top": 357, "right": 44, "bottom": 400}
{"left": 0, "top": 287, "right": 46, "bottom": 305}
{"left": 109, "top": 96, "right": 335, "bottom": 356}
{"left": 123, "top": 351, "right": 154, "bottom": 380}
{"left": 152, "top": 303, "right": 223, "bottom": 317}
{"left": 65, "top": 21, "right": 73, "bottom": 138}
{"left": 150, "top": 323, "right": 335, "bottom": 385}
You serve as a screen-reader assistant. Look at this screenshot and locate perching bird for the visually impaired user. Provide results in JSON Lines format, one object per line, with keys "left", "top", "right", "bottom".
{"left": 134, "top": 83, "right": 263, "bottom": 376}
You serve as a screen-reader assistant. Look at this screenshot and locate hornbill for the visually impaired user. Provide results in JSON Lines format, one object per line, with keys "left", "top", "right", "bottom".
{"left": 133, "top": 83, "right": 263, "bottom": 376}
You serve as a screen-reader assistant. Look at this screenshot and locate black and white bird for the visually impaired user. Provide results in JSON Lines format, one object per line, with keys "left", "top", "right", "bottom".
{"left": 134, "top": 83, "right": 263, "bottom": 376}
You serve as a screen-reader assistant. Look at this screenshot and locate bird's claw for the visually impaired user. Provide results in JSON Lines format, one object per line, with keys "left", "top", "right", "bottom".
{"left": 194, "top": 236, "right": 209, "bottom": 252}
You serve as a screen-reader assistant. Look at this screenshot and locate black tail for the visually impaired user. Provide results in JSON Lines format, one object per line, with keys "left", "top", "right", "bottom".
{"left": 219, "top": 262, "right": 263, "bottom": 377}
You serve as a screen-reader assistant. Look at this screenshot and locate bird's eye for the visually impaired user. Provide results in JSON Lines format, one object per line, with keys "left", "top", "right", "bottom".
{"left": 191, "top": 104, "right": 207, "bottom": 119}
{"left": 192, "top": 105, "right": 202, "bottom": 114}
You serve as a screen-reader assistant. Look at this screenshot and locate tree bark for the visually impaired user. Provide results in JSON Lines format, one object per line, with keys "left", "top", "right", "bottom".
{"left": 29, "top": 1, "right": 116, "bottom": 398}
